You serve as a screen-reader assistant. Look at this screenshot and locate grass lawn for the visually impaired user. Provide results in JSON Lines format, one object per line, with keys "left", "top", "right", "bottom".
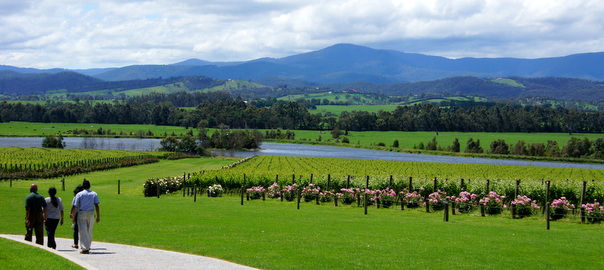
{"left": 1, "top": 157, "right": 602, "bottom": 269}
{"left": 0, "top": 237, "right": 83, "bottom": 269}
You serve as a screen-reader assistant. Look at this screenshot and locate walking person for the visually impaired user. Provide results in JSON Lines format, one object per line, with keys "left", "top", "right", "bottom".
{"left": 25, "top": 184, "right": 47, "bottom": 245}
{"left": 45, "top": 187, "right": 64, "bottom": 249}
{"left": 71, "top": 180, "right": 100, "bottom": 254}
{"left": 70, "top": 185, "right": 84, "bottom": 249}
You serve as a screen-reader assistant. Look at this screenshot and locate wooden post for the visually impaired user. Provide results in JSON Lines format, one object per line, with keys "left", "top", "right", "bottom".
{"left": 580, "top": 181, "right": 587, "bottom": 223}
{"left": 182, "top": 178, "right": 186, "bottom": 197}
{"left": 297, "top": 189, "right": 301, "bottom": 210}
{"left": 425, "top": 194, "right": 430, "bottom": 213}
{"left": 545, "top": 180, "right": 551, "bottom": 230}
{"left": 389, "top": 175, "right": 393, "bottom": 188}
{"left": 444, "top": 200, "right": 449, "bottom": 222}
{"left": 408, "top": 176, "right": 413, "bottom": 191}
{"left": 364, "top": 176, "right": 369, "bottom": 215}
{"left": 118, "top": 180, "right": 120, "bottom": 195}
{"left": 512, "top": 179, "right": 520, "bottom": 218}
{"left": 10, "top": 177, "right": 12, "bottom": 188}
{"left": 240, "top": 174, "right": 246, "bottom": 206}
{"left": 310, "top": 173, "right": 313, "bottom": 184}
{"left": 193, "top": 184, "right": 197, "bottom": 202}
{"left": 327, "top": 174, "right": 331, "bottom": 190}
{"left": 460, "top": 179, "right": 465, "bottom": 191}
{"left": 451, "top": 201, "right": 456, "bottom": 215}
{"left": 346, "top": 175, "right": 350, "bottom": 189}
{"left": 292, "top": 174, "right": 295, "bottom": 185}
{"left": 486, "top": 179, "right": 490, "bottom": 194}
{"left": 433, "top": 177, "right": 438, "bottom": 192}
{"left": 62, "top": 178, "right": 65, "bottom": 192}
{"left": 157, "top": 181, "right": 160, "bottom": 198}
{"left": 334, "top": 193, "right": 338, "bottom": 207}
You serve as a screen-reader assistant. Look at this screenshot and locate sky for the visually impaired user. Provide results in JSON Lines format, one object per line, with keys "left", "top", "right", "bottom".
{"left": 1, "top": 0, "right": 604, "bottom": 69}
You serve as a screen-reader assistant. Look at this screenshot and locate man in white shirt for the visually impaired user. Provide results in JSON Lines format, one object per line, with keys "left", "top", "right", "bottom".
{"left": 71, "top": 180, "right": 100, "bottom": 254}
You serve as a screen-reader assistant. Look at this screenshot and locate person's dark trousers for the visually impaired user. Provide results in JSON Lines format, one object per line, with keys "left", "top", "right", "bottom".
{"left": 25, "top": 212, "right": 44, "bottom": 245}
{"left": 73, "top": 213, "right": 79, "bottom": 246}
{"left": 45, "top": 219, "right": 60, "bottom": 249}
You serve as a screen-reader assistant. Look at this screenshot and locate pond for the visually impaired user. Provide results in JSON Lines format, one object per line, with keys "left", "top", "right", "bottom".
{"left": 1, "top": 138, "right": 602, "bottom": 170}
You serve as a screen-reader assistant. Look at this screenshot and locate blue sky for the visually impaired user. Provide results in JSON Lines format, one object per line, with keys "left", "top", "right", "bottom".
{"left": 1, "top": 0, "right": 603, "bottom": 69}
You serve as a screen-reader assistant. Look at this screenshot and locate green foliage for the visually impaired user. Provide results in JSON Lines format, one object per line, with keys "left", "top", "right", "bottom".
{"left": 451, "top": 138, "right": 460, "bottom": 152}
{"left": 465, "top": 138, "right": 483, "bottom": 153}
{"left": 490, "top": 139, "right": 509, "bottom": 154}
{"left": 41, "top": 134, "right": 65, "bottom": 148}
{"left": 330, "top": 129, "right": 343, "bottom": 139}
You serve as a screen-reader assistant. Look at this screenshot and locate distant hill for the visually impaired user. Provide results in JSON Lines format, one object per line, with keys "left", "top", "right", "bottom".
{"left": 331, "top": 76, "right": 604, "bottom": 102}
{"left": 1, "top": 43, "right": 604, "bottom": 103}
{"left": 0, "top": 71, "right": 102, "bottom": 95}
{"left": 85, "top": 44, "right": 604, "bottom": 84}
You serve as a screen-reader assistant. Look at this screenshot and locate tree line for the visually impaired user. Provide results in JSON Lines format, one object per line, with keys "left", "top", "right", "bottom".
{"left": 1, "top": 91, "right": 604, "bottom": 133}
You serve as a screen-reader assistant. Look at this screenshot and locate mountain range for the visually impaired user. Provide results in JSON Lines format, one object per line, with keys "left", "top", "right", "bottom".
{"left": 2, "top": 43, "right": 604, "bottom": 85}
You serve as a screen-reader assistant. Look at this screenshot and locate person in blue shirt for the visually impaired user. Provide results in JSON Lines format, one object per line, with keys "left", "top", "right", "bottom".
{"left": 25, "top": 184, "right": 47, "bottom": 245}
{"left": 71, "top": 180, "right": 100, "bottom": 254}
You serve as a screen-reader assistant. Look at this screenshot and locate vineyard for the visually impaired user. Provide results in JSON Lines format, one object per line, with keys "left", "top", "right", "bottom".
{"left": 0, "top": 147, "right": 172, "bottom": 179}
{"left": 163, "top": 156, "right": 604, "bottom": 222}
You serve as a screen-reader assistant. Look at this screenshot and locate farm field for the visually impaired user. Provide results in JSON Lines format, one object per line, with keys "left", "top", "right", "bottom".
{"left": 292, "top": 129, "right": 604, "bottom": 152}
{"left": 0, "top": 147, "right": 165, "bottom": 165}
{"left": 1, "top": 122, "right": 603, "bottom": 164}
{"left": 191, "top": 156, "right": 604, "bottom": 206}
{"left": 0, "top": 121, "right": 197, "bottom": 137}
{"left": 311, "top": 104, "right": 399, "bottom": 114}
{"left": 1, "top": 155, "right": 603, "bottom": 269}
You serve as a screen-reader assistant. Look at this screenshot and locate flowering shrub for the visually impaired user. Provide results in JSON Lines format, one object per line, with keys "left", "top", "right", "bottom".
{"left": 320, "top": 191, "right": 335, "bottom": 202}
{"left": 208, "top": 184, "right": 224, "bottom": 197}
{"left": 266, "top": 182, "right": 281, "bottom": 199}
{"left": 480, "top": 191, "right": 506, "bottom": 215}
{"left": 246, "top": 186, "right": 266, "bottom": 200}
{"left": 550, "top": 197, "right": 575, "bottom": 220}
{"left": 360, "top": 188, "right": 375, "bottom": 206}
{"left": 402, "top": 190, "right": 423, "bottom": 208}
{"left": 426, "top": 190, "right": 447, "bottom": 211}
{"left": 511, "top": 195, "right": 540, "bottom": 218}
{"left": 282, "top": 184, "right": 299, "bottom": 201}
{"left": 455, "top": 191, "right": 478, "bottom": 213}
{"left": 376, "top": 188, "right": 397, "bottom": 208}
{"left": 339, "top": 188, "right": 356, "bottom": 205}
{"left": 301, "top": 184, "right": 321, "bottom": 202}
{"left": 143, "top": 176, "right": 183, "bottom": 197}
{"left": 582, "top": 201, "right": 604, "bottom": 223}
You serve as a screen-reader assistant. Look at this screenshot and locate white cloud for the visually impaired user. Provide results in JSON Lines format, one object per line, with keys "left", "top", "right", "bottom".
{"left": 0, "top": 0, "right": 603, "bottom": 68}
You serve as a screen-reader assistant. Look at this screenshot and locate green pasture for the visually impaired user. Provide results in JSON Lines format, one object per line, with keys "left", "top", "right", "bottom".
{"left": 293, "top": 130, "right": 604, "bottom": 152}
{"left": 312, "top": 105, "right": 399, "bottom": 115}
{"left": 1, "top": 156, "right": 603, "bottom": 269}
{"left": 0, "top": 121, "right": 197, "bottom": 137}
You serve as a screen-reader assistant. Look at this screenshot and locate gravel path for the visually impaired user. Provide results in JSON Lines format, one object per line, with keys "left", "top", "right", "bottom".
{"left": 1, "top": 234, "right": 259, "bottom": 270}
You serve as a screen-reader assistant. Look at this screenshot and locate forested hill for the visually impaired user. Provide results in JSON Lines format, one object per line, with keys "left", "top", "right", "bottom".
{"left": 0, "top": 71, "right": 225, "bottom": 96}
{"left": 1, "top": 69, "right": 604, "bottom": 104}
{"left": 330, "top": 77, "right": 604, "bottom": 101}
